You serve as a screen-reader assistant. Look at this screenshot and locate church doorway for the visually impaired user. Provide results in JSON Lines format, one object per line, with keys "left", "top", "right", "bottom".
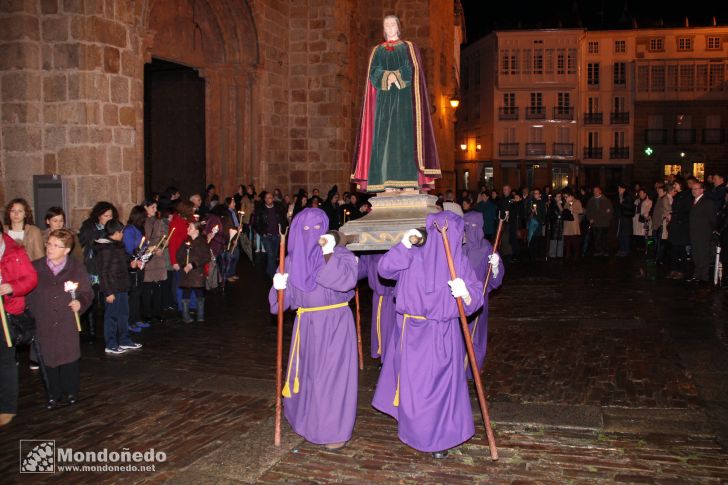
{"left": 144, "top": 58, "right": 206, "bottom": 198}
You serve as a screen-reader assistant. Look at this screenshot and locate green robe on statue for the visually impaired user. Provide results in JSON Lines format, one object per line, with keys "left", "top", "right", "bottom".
{"left": 367, "top": 41, "right": 418, "bottom": 190}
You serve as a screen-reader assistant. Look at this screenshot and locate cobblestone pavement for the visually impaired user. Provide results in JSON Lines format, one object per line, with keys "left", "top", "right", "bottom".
{"left": 1, "top": 255, "right": 727, "bottom": 483}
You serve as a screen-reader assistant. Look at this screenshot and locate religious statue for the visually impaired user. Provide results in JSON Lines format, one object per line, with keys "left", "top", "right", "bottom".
{"left": 351, "top": 15, "right": 441, "bottom": 193}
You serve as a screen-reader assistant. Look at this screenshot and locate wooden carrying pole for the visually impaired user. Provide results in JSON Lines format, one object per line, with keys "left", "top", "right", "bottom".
{"left": 435, "top": 221, "right": 499, "bottom": 461}
{"left": 355, "top": 288, "right": 364, "bottom": 370}
{"left": 274, "top": 225, "right": 287, "bottom": 446}
{"left": 481, "top": 215, "right": 507, "bottom": 297}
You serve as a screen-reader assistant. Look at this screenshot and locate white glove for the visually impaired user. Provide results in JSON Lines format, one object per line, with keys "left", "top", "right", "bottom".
{"left": 401, "top": 228, "right": 422, "bottom": 249}
{"left": 273, "top": 273, "right": 288, "bottom": 290}
{"left": 448, "top": 278, "right": 471, "bottom": 305}
{"left": 488, "top": 253, "right": 501, "bottom": 279}
{"left": 320, "top": 234, "right": 335, "bottom": 255}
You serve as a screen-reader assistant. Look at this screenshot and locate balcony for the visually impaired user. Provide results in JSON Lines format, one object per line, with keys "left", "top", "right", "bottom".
{"left": 583, "top": 112, "right": 603, "bottom": 124}
{"left": 703, "top": 128, "right": 725, "bottom": 144}
{"left": 609, "top": 147, "right": 630, "bottom": 159}
{"left": 673, "top": 129, "right": 696, "bottom": 144}
{"left": 498, "top": 143, "right": 519, "bottom": 156}
{"left": 525, "top": 106, "right": 546, "bottom": 120}
{"left": 553, "top": 107, "right": 574, "bottom": 120}
{"left": 498, "top": 107, "right": 519, "bottom": 120}
{"left": 553, "top": 143, "right": 574, "bottom": 156}
{"left": 610, "top": 112, "right": 630, "bottom": 124}
{"left": 583, "top": 147, "right": 603, "bottom": 159}
{"left": 526, "top": 143, "right": 546, "bottom": 156}
{"left": 645, "top": 129, "right": 667, "bottom": 144}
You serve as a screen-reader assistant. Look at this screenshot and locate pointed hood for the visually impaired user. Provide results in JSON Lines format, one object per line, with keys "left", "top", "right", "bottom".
{"left": 287, "top": 208, "right": 328, "bottom": 292}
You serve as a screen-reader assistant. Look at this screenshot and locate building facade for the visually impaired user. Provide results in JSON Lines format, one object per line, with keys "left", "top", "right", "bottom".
{"left": 456, "top": 25, "right": 728, "bottom": 193}
{"left": 631, "top": 27, "right": 728, "bottom": 186}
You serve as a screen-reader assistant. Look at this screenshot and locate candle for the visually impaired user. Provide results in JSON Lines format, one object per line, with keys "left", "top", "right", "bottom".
{"left": 138, "top": 236, "right": 146, "bottom": 249}
{"left": 185, "top": 241, "right": 191, "bottom": 266}
{"left": 64, "top": 281, "right": 82, "bottom": 332}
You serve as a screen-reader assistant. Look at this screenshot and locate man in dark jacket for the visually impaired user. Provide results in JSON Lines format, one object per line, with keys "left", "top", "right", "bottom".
{"left": 709, "top": 174, "right": 727, "bottom": 212}
{"left": 585, "top": 186, "right": 613, "bottom": 257}
{"left": 688, "top": 181, "right": 717, "bottom": 284}
{"left": 616, "top": 183, "right": 634, "bottom": 257}
{"left": 255, "top": 192, "right": 288, "bottom": 278}
{"left": 94, "top": 220, "right": 141, "bottom": 354}
{"left": 667, "top": 180, "right": 692, "bottom": 279}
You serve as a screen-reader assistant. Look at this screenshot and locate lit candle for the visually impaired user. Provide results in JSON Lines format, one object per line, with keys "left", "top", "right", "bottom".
{"left": 138, "top": 236, "right": 146, "bottom": 250}
{"left": 185, "top": 241, "right": 191, "bottom": 266}
{"left": 63, "top": 281, "right": 82, "bottom": 332}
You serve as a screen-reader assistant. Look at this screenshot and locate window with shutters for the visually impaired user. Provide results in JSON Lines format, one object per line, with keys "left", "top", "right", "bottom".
{"left": 649, "top": 38, "right": 664, "bottom": 52}
{"left": 707, "top": 36, "right": 721, "bottom": 50}
{"left": 679, "top": 65, "right": 694, "bottom": 91}
{"left": 588, "top": 41, "right": 599, "bottom": 54}
{"left": 567, "top": 49, "right": 577, "bottom": 74}
{"left": 614, "top": 40, "right": 626, "bottom": 53}
{"left": 613, "top": 62, "right": 626, "bottom": 86}
{"left": 650, "top": 65, "right": 665, "bottom": 91}
{"left": 678, "top": 37, "right": 693, "bottom": 51}
{"left": 587, "top": 63, "right": 600, "bottom": 87}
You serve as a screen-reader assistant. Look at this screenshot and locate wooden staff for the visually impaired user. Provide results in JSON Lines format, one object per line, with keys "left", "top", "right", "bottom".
{"left": 274, "top": 224, "right": 288, "bottom": 447}
{"left": 482, "top": 213, "right": 507, "bottom": 298}
{"left": 0, "top": 293, "right": 11, "bottom": 348}
{"left": 355, "top": 287, "right": 363, "bottom": 370}
{"left": 435, "top": 220, "right": 498, "bottom": 461}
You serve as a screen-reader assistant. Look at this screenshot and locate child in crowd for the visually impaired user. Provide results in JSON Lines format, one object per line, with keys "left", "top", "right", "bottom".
{"left": 176, "top": 221, "right": 210, "bottom": 323}
{"left": 94, "top": 220, "right": 142, "bottom": 355}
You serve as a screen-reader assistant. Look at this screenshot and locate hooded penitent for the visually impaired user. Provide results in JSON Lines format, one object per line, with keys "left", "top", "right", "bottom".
{"left": 287, "top": 208, "right": 328, "bottom": 292}
{"left": 269, "top": 207, "right": 358, "bottom": 446}
{"left": 373, "top": 210, "right": 485, "bottom": 453}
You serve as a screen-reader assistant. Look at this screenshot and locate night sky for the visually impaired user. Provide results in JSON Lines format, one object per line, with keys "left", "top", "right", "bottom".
{"left": 460, "top": 0, "right": 728, "bottom": 44}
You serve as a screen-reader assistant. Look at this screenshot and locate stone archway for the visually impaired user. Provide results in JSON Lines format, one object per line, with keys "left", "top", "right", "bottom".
{"left": 143, "top": 0, "right": 260, "bottom": 197}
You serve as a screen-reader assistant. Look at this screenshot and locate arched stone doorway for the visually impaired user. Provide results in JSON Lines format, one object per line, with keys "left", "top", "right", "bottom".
{"left": 143, "top": 0, "right": 260, "bottom": 197}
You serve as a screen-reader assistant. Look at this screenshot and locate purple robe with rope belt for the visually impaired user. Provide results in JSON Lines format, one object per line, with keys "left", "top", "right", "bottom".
{"left": 269, "top": 208, "right": 358, "bottom": 444}
{"left": 358, "top": 253, "right": 396, "bottom": 359}
{"left": 372, "top": 211, "right": 484, "bottom": 452}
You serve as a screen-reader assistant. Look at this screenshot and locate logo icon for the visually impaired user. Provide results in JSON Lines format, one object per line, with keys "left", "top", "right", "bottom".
{"left": 20, "top": 440, "right": 55, "bottom": 473}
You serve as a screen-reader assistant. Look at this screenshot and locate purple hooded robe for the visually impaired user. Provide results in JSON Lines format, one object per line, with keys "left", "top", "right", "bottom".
{"left": 463, "top": 211, "right": 504, "bottom": 375}
{"left": 357, "top": 253, "right": 396, "bottom": 359}
{"left": 372, "top": 211, "right": 484, "bottom": 452}
{"left": 269, "top": 208, "right": 358, "bottom": 445}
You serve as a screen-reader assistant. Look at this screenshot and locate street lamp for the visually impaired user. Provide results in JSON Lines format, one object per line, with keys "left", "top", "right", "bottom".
{"left": 460, "top": 143, "right": 467, "bottom": 151}
{"left": 449, "top": 96, "right": 461, "bottom": 108}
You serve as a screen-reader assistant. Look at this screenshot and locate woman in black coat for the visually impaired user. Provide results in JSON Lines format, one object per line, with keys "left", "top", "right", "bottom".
{"left": 77, "top": 201, "right": 118, "bottom": 341}
{"left": 176, "top": 221, "right": 210, "bottom": 323}
{"left": 27, "top": 229, "right": 93, "bottom": 409}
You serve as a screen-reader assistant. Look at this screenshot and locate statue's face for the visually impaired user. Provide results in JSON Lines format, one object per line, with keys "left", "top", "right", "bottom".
{"left": 383, "top": 17, "right": 399, "bottom": 40}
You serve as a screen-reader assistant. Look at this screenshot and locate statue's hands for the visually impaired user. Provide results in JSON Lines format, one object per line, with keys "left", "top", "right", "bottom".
{"left": 387, "top": 72, "right": 399, "bottom": 89}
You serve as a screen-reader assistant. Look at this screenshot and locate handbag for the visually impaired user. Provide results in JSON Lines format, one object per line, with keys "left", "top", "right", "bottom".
{"left": 6, "top": 309, "right": 36, "bottom": 347}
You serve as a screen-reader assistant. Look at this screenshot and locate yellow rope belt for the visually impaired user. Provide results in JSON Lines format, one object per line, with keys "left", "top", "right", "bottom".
{"left": 376, "top": 295, "right": 383, "bottom": 355}
{"left": 393, "top": 313, "right": 426, "bottom": 407}
{"left": 282, "top": 302, "right": 349, "bottom": 398}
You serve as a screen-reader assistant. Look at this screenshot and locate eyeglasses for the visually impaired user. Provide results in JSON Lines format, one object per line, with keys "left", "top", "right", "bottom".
{"left": 45, "top": 242, "right": 66, "bottom": 249}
